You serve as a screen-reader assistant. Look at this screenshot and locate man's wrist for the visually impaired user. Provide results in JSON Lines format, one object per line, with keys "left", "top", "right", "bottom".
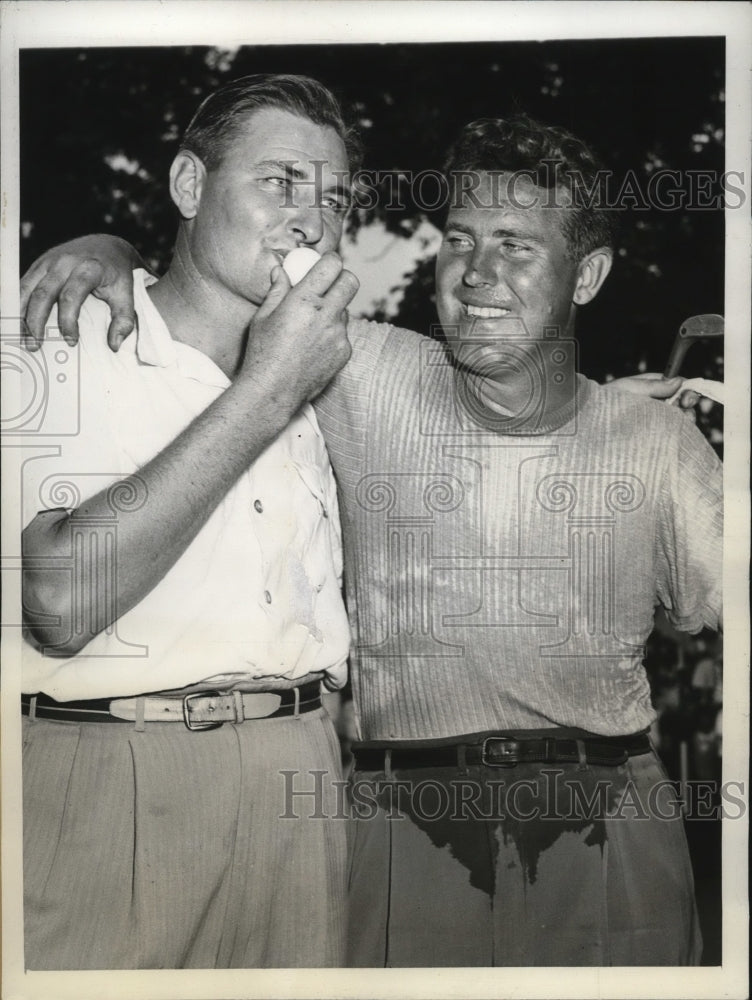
{"left": 226, "top": 369, "right": 305, "bottom": 435}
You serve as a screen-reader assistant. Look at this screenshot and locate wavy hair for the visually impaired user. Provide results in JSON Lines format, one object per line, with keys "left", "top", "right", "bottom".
{"left": 443, "top": 114, "right": 618, "bottom": 258}
{"left": 180, "top": 73, "right": 362, "bottom": 173}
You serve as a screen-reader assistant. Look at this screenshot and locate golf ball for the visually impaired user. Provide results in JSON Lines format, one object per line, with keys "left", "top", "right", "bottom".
{"left": 282, "top": 247, "right": 321, "bottom": 285}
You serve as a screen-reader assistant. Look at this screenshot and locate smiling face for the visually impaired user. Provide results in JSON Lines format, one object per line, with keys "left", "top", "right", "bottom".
{"left": 436, "top": 172, "right": 591, "bottom": 369}
{"left": 176, "top": 107, "right": 351, "bottom": 309}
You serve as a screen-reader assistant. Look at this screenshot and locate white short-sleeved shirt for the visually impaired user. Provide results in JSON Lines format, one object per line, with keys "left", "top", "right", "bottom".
{"left": 20, "top": 270, "right": 349, "bottom": 700}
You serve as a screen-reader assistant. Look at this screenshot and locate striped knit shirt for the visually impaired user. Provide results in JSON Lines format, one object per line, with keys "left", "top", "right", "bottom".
{"left": 315, "top": 319, "right": 722, "bottom": 741}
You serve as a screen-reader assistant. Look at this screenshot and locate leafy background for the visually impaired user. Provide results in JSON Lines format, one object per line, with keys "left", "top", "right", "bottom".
{"left": 20, "top": 39, "right": 725, "bottom": 958}
{"left": 20, "top": 38, "right": 725, "bottom": 410}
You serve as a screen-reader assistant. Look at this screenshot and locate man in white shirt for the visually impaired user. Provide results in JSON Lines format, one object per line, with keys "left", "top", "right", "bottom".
{"left": 19, "top": 74, "right": 359, "bottom": 969}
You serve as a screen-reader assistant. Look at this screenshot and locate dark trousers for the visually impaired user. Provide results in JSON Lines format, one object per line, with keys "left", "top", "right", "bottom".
{"left": 347, "top": 750, "right": 701, "bottom": 966}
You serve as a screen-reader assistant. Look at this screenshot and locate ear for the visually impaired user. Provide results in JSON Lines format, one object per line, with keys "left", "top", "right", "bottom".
{"left": 573, "top": 247, "right": 613, "bottom": 306}
{"left": 169, "top": 151, "right": 206, "bottom": 220}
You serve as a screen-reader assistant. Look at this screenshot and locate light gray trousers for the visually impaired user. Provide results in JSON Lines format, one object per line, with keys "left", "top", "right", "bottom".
{"left": 23, "top": 709, "right": 347, "bottom": 969}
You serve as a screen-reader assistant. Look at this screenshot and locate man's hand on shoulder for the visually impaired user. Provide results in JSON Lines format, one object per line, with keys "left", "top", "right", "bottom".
{"left": 21, "top": 235, "right": 146, "bottom": 353}
{"left": 603, "top": 372, "right": 703, "bottom": 419}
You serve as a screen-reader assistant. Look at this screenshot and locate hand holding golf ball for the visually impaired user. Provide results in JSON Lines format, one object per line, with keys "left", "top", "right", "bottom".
{"left": 245, "top": 246, "right": 357, "bottom": 404}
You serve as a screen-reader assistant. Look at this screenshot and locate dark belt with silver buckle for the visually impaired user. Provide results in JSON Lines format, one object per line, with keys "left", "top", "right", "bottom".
{"left": 353, "top": 732, "right": 651, "bottom": 770}
{"left": 22, "top": 681, "right": 322, "bottom": 731}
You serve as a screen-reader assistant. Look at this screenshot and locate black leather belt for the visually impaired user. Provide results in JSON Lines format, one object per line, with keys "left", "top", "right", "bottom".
{"left": 22, "top": 681, "right": 322, "bottom": 730}
{"left": 353, "top": 732, "right": 652, "bottom": 770}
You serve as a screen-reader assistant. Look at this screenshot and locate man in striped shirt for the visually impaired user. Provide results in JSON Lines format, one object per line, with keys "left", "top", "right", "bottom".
{"left": 315, "top": 116, "right": 720, "bottom": 966}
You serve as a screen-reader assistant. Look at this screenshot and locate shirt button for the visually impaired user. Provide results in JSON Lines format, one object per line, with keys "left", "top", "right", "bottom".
{"left": 264, "top": 590, "right": 272, "bottom": 604}
{"left": 254, "top": 499, "right": 264, "bottom": 513}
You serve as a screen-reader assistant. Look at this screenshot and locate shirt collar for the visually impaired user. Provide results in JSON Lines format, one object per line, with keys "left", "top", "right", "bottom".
{"left": 131, "top": 269, "right": 230, "bottom": 389}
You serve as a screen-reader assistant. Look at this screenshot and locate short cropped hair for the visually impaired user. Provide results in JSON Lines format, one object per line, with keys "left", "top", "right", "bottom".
{"left": 443, "top": 115, "right": 618, "bottom": 259}
{"left": 180, "top": 73, "right": 362, "bottom": 173}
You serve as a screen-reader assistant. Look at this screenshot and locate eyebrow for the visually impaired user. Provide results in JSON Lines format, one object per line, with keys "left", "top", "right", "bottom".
{"left": 254, "top": 159, "right": 308, "bottom": 180}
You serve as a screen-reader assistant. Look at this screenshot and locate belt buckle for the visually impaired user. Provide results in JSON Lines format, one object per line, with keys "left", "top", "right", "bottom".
{"left": 481, "top": 737, "right": 520, "bottom": 767}
{"left": 183, "top": 691, "right": 225, "bottom": 732}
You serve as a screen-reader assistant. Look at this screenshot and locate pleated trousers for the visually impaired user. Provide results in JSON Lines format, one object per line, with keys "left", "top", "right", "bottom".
{"left": 22, "top": 708, "right": 347, "bottom": 969}
{"left": 347, "top": 750, "right": 702, "bottom": 966}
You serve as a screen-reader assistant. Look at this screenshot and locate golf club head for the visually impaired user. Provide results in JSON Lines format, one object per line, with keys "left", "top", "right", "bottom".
{"left": 663, "top": 314, "right": 724, "bottom": 378}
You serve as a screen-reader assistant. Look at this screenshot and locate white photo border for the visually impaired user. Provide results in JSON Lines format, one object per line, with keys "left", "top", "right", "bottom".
{"left": 2, "top": 3, "right": 749, "bottom": 999}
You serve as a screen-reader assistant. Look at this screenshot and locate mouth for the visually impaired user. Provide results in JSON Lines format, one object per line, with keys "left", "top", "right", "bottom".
{"left": 464, "top": 304, "right": 512, "bottom": 319}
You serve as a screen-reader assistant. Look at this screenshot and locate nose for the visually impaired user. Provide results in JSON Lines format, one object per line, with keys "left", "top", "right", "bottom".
{"left": 288, "top": 198, "right": 324, "bottom": 248}
{"left": 463, "top": 245, "right": 497, "bottom": 288}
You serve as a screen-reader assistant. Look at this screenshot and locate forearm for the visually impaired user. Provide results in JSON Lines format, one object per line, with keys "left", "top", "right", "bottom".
{"left": 22, "top": 373, "right": 298, "bottom": 655}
